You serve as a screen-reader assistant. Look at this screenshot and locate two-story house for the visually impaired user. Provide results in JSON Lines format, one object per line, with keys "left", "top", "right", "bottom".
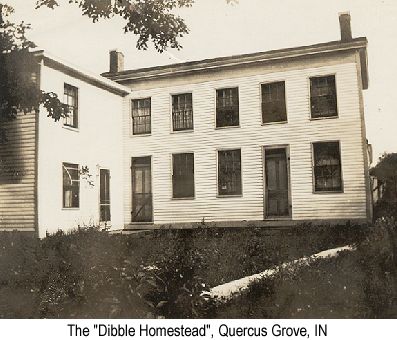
{"left": 0, "top": 13, "right": 371, "bottom": 237}
{"left": 102, "top": 12, "right": 371, "bottom": 230}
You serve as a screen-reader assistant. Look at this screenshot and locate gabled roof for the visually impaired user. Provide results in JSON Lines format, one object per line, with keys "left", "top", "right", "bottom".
{"left": 34, "top": 50, "right": 131, "bottom": 96}
{"left": 102, "top": 38, "right": 368, "bottom": 90}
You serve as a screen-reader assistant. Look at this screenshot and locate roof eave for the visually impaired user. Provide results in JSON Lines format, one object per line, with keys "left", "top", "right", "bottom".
{"left": 103, "top": 38, "right": 368, "bottom": 89}
{"left": 34, "top": 50, "right": 131, "bottom": 96}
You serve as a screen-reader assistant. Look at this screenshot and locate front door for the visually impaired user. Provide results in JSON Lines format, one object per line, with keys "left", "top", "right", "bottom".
{"left": 99, "top": 169, "right": 111, "bottom": 223}
{"left": 131, "top": 157, "right": 153, "bottom": 222}
{"left": 264, "top": 147, "right": 291, "bottom": 218}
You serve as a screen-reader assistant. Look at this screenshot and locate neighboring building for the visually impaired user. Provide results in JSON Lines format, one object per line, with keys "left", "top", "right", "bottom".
{"left": 0, "top": 13, "right": 372, "bottom": 236}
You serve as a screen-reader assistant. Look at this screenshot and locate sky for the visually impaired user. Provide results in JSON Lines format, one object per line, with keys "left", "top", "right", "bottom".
{"left": 6, "top": 0, "right": 397, "bottom": 163}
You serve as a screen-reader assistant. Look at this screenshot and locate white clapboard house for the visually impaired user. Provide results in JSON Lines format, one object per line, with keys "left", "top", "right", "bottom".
{"left": 0, "top": 13, "right": 372, "bottom": 237}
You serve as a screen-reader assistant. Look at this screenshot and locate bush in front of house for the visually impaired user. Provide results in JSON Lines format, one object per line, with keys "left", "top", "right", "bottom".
{"left": 0, "top": 221, "right": 370, "bottom": 318}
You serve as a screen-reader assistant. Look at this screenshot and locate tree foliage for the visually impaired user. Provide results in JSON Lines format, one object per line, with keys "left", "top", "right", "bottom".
{"left": 0, "top": 3, "right": 67, "bottom": 143}
{"left": 371, "top": 153, "right": 397, "bottom": 203}
{"left": 35, "top": 0, "right": 194, "bottom": 52}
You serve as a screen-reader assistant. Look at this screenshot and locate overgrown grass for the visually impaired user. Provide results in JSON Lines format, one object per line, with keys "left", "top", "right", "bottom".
{"left": 0, "top": 222, "right": 368, "bottom": 318}
{"left": 214, "top": 218, "right": 397, "bottom": 318}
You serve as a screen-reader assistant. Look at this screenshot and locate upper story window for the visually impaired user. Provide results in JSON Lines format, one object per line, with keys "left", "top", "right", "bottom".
{"left": 172, "top": 93, "right": 193, "bottom": 131}
{"left": 218, "top": 149, "right": 242, "bottom": 196}
{"left": 261, "top": 81, "right": 287, "bottom": 124}
{"left": 310, "top": 75, "right": 338, "bottom": 119}
{"left": 62, "top": 162, "right": 80, "bottom": 208}
{"left": 172, "top": 153, "right": 195, "bottom": 199}
{"left": 63, "top": 83, "right": 78, "bottom": 128}
{"left": 132, "top": 98, "right": 151, "bottom": 135}
{"left": 216, "top": 87, "right": 239, "bottom": 128}
{"left": 312, "top": 141, "right": 342, "bottom": 193}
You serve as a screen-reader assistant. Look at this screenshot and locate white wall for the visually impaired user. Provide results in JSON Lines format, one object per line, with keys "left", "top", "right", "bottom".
{"left": 122, "top": 51, "right": 369, "bottom": 225}
{"left": 37, "top": 64, "right": 125, "bottom": 237}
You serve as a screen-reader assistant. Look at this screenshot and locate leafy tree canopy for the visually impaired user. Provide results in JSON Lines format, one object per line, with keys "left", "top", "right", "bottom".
{"left": 371, "top": 152, "right": 397, "bottom": 203}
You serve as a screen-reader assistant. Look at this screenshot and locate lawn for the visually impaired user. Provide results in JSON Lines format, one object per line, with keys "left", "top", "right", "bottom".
{"left": 213, "top": 218, "right": 397, "bottom": 318}
{"left": 0, "top": 221, "right": 381, "bottom": 318}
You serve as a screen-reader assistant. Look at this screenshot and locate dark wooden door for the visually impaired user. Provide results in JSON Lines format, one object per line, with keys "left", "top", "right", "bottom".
{"left": 265, "top": 148, "right": 290, "bottom": 218}
{"left": 99, "top": 169, "right": 111, "bottom": 222}
{"left": 131, "top": 157, "right": 153, "bottom": 222}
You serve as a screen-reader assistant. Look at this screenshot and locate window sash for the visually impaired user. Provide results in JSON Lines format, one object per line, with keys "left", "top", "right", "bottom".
{"left": 310, "top": 75, "right": 338, "bottom": 118}
{"left": 63, "top": 84, "right": 78, "bottom": 128}
{"left": 218, "top": 149, "right": 242, "bottom": 196}
{"left": 313, "top": 142, "right": 342, "bottom": 192}
{"left": 216, "top": 88, "right": 239, "bottom": 127}
{"left": 172, "top": 93, "right": 193, "bottom": 131}
{"left": 261, "top": 82, "right": 287, "bottom": 123}
{"left": 62, "top": 163, "right": 80, "bottom": 208}
{"left": 132, "top": 98, "right": 151, "bottom": 134}
{"left": 172, "top": 153, "right": 194, "bottom": 198}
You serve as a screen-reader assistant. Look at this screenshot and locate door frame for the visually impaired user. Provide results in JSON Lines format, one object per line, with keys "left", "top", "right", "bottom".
{"left": 98, "top": 167, "right": 111, "bottom": 225}
{"left": 262, "top": 145, "right": 292, "bottom": 220}
{"left": 131, "top": 156, "right": 153, "bottom": 223}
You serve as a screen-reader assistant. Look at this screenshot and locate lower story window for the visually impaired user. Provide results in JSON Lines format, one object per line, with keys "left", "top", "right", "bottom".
{"left": 218, "top": 149, "right": 242, "bottom": 196}
{"left": 62, "top": 162, "right": 80, "bottom": 208}
{"left": 172, "top": 153, "right": 194, "bottom": 198}
{"left": 313, "top": 141, "right": 342, "bottom": 192}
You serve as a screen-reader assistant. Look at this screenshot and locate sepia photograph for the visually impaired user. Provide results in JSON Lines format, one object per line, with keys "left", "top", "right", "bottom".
{"left": 0, "top": 0, "right": 397, "bottom": 320}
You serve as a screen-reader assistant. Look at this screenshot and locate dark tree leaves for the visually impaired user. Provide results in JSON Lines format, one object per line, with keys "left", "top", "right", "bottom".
{"left": 0, "top": 3, "right": 66, "bottom": 143}
{"left": 35, "top": 0, "right": 194, "bottom": 52}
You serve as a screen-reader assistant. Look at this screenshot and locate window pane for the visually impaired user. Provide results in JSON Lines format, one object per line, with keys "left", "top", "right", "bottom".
{"left": 63, "top": 84, "right": 78, "bottom": 128}
{"left": 62, "top": 163, "right": 79, "bottom": 208}
{"left": 218, "top": 149, "right": 242, "bottom": 195}
{"left": 172, "top": 93, "right": 193, "bottom": 131}
{"left": 313, "top": 142, "right": 342, "bottom": 192}
{"left": 172, "top": 153, "right": 194, "bottom": 198}
{"left": 132, "top": 98, "right": 151, "bottom": 134}
{"left": 216, "top": 87, "right": 239, "bottom": 127}
{"left": 261, "top": 81, "right": 287, "bottom": 123}
{"left": 310, "top": 75, "right": 338, "bottom": 118}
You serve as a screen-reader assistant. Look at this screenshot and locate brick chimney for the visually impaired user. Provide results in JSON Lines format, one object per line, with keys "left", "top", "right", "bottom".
{"left": 339, "top": 12, "right": 352, "bottom": 42}
{"left": 109, "top": 49, "right": 124, "bottom": 73}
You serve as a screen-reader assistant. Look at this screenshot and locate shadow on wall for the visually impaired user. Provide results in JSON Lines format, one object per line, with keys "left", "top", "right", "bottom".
{"left": 0, "top": 114, "right": 27, "bottom": 184}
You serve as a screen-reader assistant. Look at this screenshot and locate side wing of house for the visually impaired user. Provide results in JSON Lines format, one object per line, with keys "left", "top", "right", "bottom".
{"left": 36, "top": 55, "right": 128, "bottom": 237}
{"left": 0, "top": 110, "right": 38, "bottom": 234}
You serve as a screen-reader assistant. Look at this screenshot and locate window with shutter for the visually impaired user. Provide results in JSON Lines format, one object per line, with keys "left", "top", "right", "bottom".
{"left": 261, "top": 81, "right": 287, "bottom": 124}
{"left": 172, "top": 153, "right": 194, "bottom": 198}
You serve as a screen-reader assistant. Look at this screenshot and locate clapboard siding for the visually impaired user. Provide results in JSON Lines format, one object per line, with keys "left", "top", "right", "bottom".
{"left": 122, "top": 52, "right": 368, "bottom": 225}
{"left": 0, "top": 111, "right": 37, "bottom": 232}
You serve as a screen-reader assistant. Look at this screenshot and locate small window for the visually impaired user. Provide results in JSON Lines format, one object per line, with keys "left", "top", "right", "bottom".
{"left": 218, "top": 149, "right": 242, "bottom": 196}
{"left": 172, "top": 153, "right": 194, "bottom": 198}
{"left": 313, "top": 142, "right": 342, "bottom": 192}
{"left": 63, "top": 84, "right": 78, "bottom": 128}
{"left": 310, "top": 75, "right": 338, "bottom": 119}
{"left": 172, "top": 93, "right": 193, "bottom": 131}
{"left": 261, "top": 81, "right": 287, "bottom": 124}
{"left": 216, "top": 87, "right": 239, "bottom": 127}
{"left": 63, "top": 162, "right": 80, "bottom": 208}
{"left": 132, "top": 98, "right": 151, "bottom": 135}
